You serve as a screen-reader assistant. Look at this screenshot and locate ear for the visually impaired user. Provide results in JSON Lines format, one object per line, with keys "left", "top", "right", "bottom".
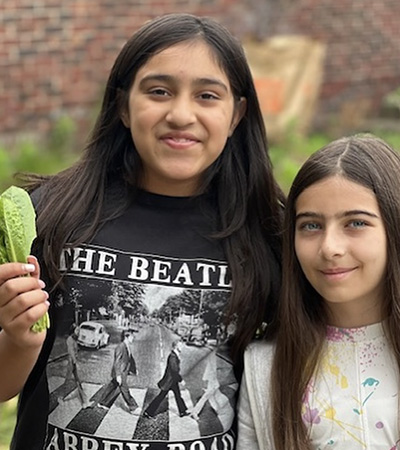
{"left": 117, "top": 88, "right": 131, "bottom": 128}
{"left": 228, "top": 97, "right": 247, "bottom": 137}
{"left": 120, "top": 109, "right": 130, "bottom": 129}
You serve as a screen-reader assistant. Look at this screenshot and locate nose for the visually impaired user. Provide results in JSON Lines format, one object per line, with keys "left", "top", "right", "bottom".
{"left": 165, "top": 95, "right": 196, "bottom": 127}
{"left": 319, "top": 227, "right": 346, "bottom": 259}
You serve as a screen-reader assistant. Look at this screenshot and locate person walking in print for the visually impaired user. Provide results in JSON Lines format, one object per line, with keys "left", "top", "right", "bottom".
{"left": 144, "top": 339, "right": 188, "bottom": 419}
{"left": 57, "top": 324, "right": 89, "bottom": 408}
{"left": 96, "top": 328, "right": 138, "bottom": 413}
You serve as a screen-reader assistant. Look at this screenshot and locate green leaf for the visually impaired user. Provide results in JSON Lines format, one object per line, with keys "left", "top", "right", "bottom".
{"left": 31, "top": 314, "right": 50, "bottom": 333}
{"left": 0, "top": 187, "right": 36, "bottom": 263}
{"left": 0, "top": 236, "right": 8, "bottom": 265}
{"left": 0, "top": 186, "right": 50, "bottom": 332}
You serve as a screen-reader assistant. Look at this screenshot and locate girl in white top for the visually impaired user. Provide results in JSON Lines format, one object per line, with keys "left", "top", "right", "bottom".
{"left": 237, "top": 135, "right": 400, "bottom": 450}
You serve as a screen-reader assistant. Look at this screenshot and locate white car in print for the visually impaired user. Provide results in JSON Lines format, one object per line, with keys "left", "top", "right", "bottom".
{"left": 77, "top": 321, "right": 110, "bottom": 349}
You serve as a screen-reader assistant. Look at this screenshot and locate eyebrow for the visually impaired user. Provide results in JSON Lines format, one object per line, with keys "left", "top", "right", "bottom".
{"left": 295, "top": 210, "right": 380, "bottom": 221}
{"left": 138, "top": 74, "right": 229, "bottom": 92}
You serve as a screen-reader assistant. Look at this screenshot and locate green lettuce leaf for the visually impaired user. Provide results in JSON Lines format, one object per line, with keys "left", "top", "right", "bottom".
{"left": 0, "top": 186, "right": 50, "bottom": 333}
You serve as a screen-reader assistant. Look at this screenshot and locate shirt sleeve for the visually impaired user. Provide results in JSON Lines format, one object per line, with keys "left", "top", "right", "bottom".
{"left": 236, "top": 367, "right": 260, "bottom": 449}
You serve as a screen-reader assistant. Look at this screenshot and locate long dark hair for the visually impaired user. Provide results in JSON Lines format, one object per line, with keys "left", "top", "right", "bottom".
{"left": 271, "top": 134, "right": 400, "bottom": 448}
{"left": 27, "top": 13, "right": 284, "bottom": 359}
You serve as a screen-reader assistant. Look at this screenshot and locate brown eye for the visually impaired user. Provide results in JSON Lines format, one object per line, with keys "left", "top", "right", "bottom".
{"left": 199, "top": 92, "right": 218, "bottom": 100}
{"left": 149, "top": 88, "right": 170, "bottom": 97}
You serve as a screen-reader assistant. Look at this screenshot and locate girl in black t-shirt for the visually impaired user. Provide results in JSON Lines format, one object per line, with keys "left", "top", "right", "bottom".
{"left": 0, "top": 13, "right": 284, "bottom": 449}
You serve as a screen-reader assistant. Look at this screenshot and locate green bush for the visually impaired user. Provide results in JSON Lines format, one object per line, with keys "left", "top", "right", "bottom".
{"left": 0, "top": 116, "right": 79, "bottom": 192}
{"left": 0, "top": 142, "right": 78, "bottom": 192}
{"left": 0, "top": 398, "right": 17, "bottom": 450}
{"left": 270, "top": 130, "right": 400, "bottom": 193}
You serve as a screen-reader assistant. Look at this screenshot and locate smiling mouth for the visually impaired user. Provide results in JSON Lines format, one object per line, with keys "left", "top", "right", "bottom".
{"left": 322, "top": 269, "right": 351, "bottom": 274}
{"left": 320, "top": 268, "right": 356, "bottom": 279}
{"left": 161, "top": 132, "right": 199, "bottom": 142}
{"left": 161, "top": 136, "right": 200, "bottom": 150}
{"left": 168, "top": 137, "right": 196, "bottom": 143}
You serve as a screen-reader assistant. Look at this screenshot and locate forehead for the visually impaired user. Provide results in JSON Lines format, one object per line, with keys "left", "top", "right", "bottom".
{"left": 295, "top": 176, "right": 379, "bottom": 213}
{"left": 134, "top": 40, "right": 228, "bottom": 82}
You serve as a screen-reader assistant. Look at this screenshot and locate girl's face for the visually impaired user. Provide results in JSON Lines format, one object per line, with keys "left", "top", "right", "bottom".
{"left": 294, "top": 176, "right": 387, "bottom": 327}
{"left": 122, "top": 40, "right": 246, "bottom": 196}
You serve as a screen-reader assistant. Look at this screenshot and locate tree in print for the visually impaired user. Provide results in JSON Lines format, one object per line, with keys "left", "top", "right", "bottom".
{"left": 201, "top": 290, "right": 229, "bottom": 339}
{"left": 157, "top": 289, "right": 201, "bottom": 322}
{"left": 110, "top": 281, "right": 148, "bottom": 323}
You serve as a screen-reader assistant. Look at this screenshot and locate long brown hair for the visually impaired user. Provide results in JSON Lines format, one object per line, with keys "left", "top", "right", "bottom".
{"left": 25, "top": 13, "right": 284, "bottom": 360}
{"left": 271, "top": 135, "right": 400, "bottom": 448}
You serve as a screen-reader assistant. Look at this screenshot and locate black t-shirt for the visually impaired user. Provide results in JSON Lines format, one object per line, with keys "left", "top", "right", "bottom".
{"left": 12, "top": 191, "right": 239, "bottom": 450}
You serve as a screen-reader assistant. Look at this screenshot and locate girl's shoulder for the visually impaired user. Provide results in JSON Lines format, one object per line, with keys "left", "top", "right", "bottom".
{"left": 245, "top": 339, "right": 275, "bottom": 357}
{"left": 241, "top": 340, "right": 276, "bottom": 417}
{"left": 244, "top": 340, "right": 275, "bottom": 379}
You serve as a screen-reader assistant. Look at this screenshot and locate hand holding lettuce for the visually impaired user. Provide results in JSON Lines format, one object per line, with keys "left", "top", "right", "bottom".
{"left": 0, "top": 186, "right": 50, "bottom": 333}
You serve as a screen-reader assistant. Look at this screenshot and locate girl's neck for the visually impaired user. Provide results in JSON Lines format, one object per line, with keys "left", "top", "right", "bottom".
{"left": 326, "top": 302, "right": 383, "bottom": 329}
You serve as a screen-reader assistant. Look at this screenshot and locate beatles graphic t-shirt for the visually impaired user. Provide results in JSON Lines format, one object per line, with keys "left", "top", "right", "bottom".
{"left": 40, "top": 191, "right": 238, "bottom": 450}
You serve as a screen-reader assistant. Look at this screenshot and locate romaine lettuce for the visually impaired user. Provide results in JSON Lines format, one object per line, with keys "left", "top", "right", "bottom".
{"left": 0, "top": 186, "right": 50, "bottom": 333}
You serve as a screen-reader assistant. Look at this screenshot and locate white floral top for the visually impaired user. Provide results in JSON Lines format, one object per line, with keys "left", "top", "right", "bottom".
{"left": 303, "top": 322, "right": 399, "bottom": 449}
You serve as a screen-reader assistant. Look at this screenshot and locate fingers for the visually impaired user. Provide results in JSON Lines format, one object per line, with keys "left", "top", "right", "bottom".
{"left": 0, "top": 278, "right": 49, "bottom": 348}
{"left": 0, "top": 261, "right": 37, "bottom": 285}
{"left": 0, "top": 270, "right": 45, "bottom": 309}
{"left": 0, "top": 256, "right": 44, "bottom": 305}
{"left": 0, "top": 258, "right": 48, "bottom": 330}
{"left": 26, "top": 255, "right": 41, "bottom": 279}
{"left": 4, "top": 289, "right": 49, "bottom": 329}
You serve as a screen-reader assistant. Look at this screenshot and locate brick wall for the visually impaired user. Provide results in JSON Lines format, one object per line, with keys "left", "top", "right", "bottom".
{"left": 1, "top": 0, "right": 399, "bottom": 142}
{"left": 0, "top": 0, "right": 236, "bottom": 143}
{"left": 231, "top": 0, "right": 400, "bottom": 131}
